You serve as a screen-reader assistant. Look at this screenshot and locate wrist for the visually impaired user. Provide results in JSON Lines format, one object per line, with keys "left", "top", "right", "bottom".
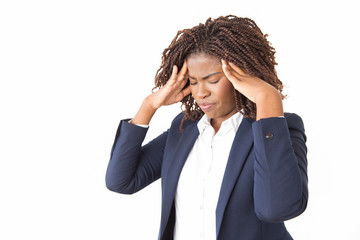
{"left": 144, "top": 94, "right": 160, "bottom": 111}
{"left": 255, "top": 90, "right": 283, "bottom": 120}
{"left": 131, "top": 96, "right": 158, "bottom": 126}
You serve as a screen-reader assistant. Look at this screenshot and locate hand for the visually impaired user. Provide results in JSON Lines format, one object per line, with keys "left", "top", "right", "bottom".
{"left": 221, "top": 59, "right": 283, "bottom": 120}
{"left": 221, "top": 59, "right": 280, "bottom": 103}
{"left": 147, "top": 61, "right": 191, "bottom": 110}
{"left": 131, "top": 62, "right": 191, "bottom": 125}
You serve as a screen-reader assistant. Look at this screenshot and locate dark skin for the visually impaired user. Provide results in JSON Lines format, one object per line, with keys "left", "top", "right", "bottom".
{"left": 131, "top": 52, "right": 283, "bottom": 133}
{"left": 187, "top": 53, "right": 237, "bottom": 132}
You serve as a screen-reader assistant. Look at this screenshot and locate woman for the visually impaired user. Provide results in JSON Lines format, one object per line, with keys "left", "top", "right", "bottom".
{"left": 106, "top": 15, "right": 308, "bottom": 240}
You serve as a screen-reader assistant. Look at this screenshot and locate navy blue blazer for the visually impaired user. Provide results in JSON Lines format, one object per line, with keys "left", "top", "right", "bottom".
{"left": 106, "top": 112, "right": 308, "bottom": 240}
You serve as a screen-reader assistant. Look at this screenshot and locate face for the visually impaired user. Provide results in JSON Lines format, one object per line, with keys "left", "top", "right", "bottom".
{"left": 187, "top": 53, "right": 237, "bottom": 126}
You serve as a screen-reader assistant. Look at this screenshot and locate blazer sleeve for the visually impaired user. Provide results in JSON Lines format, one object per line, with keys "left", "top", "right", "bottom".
{"left": 105, "top": 119, "right": 168, "bottom": 194}
{"left": 252, "top": 113, "right": 308, "bottom": 222}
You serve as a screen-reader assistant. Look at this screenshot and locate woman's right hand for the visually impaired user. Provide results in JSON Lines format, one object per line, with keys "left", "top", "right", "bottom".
{"left": 131, "top": 62, "right": 190, "bottom": 125}
{"left": 147, "top": 61, "right": 190, "bottom": 110}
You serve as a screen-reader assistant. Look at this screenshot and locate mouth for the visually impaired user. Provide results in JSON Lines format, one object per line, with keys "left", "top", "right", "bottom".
{"left": 199, "top": 103, "right": 216, "bottom": 112}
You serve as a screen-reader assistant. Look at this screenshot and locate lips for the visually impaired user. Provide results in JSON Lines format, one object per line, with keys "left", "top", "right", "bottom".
{"left": 199, "top": 103, "right": 215, "bottom": 112}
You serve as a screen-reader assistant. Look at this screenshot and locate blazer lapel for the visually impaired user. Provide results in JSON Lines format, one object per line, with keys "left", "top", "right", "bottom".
{"left": 160, "top": 121, "right": 199, "bottom": 237}
{"left": 215, "top": 117, "right": 254, "bottom": 237}
{"left": 163, "top": 123, "right": 199, "bottom": 193}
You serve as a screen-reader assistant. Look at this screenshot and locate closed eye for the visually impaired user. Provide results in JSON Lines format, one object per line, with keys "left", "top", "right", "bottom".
{"left": 210, "top": 79, "right": 220, "bottom": 84}
{"left": 190, "top": 80, "right": 219, "bottom": 85}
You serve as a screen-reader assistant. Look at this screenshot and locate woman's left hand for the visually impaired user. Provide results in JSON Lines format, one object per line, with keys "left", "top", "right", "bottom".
{"left": 221, "top": 59, "right": 284, "bottom": 120}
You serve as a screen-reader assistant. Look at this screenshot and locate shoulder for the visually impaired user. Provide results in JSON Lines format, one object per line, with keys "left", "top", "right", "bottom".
{"left": 169, "top": 112, "right": 198, "bottom": 131}
{"left": 171, "top": 112, "right": 185, "bottom": 125}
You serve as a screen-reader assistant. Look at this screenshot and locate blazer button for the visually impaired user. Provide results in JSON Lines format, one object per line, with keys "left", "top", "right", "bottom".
{"left": 265, "top": 132, "right": 274, "bottom": 140}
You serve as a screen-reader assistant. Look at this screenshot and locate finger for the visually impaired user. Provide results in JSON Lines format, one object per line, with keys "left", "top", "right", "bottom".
{"left": 228, "top": 61, "right": 247, "bottom": 76}
{"left": 222, "top": 60, "right": 241, "bottom": 82}
{"left": 182, "top": 86, "right": 191, "bottom": 96}
{"left": 172, "top": 65, "right": 178, "bottom": 77}
{"left": 178, "top": 77, "right": 189, "bottom": 90}
{"left": 177, "top": 61, "right": 188, "bottom": 81}
{"left": 167, "top": 65, "right": 178, "bottom": 85}
{"left": 176, "top": 86, "right": 191, "bottom": 101}
{"left": 172, "top": 76, "right": 188, "bottom": 94}
{"left": 222, "top": 59, "right": 246, "bottom": 76}
{"left": 221, "top": 59, "right": 235, "bottom": 75}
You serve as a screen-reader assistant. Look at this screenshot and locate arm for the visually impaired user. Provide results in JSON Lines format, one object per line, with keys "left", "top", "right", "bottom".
{"left": 105, "top": 119, "right": 168, "bottom": 194}
{"left": 106, "top": 62, "right": 190, "bottom": 194}
{"left": 221, "top": 60, "right": 308, "bottom": 221}
{"left": 252, "top": 113, "right": 308, "bottom": 222}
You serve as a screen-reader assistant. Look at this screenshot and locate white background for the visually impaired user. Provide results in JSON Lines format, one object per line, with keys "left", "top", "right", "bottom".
{"left": 1, "top": 0, "right": 359, "bottom": 239}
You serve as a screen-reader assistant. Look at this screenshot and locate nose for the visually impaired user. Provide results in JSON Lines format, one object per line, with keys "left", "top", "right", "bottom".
{"left": 196, "top": 82, "right": 210, "bottom": 99}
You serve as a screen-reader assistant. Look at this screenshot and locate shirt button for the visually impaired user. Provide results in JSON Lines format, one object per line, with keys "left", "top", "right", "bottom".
{"left": 265, "top": 132, "right": 274, "bottom": 140}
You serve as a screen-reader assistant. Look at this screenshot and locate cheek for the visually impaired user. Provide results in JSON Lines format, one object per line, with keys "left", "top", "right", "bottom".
{"left": 216, "top": 82, "right": 235, "bottom": 101}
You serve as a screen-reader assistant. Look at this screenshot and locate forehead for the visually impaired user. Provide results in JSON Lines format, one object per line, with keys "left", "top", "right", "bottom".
{"left": 186, "top": 53, "right": 222, "bottom": 75}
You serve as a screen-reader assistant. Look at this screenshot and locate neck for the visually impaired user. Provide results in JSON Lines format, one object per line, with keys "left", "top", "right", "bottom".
{"left": 210, "top": 110, "right": 238, "bottom": 134}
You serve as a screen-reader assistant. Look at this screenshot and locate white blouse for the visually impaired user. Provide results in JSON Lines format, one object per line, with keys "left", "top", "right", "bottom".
{"left": 174, "top": 112, "right": 243, "bottom": 240}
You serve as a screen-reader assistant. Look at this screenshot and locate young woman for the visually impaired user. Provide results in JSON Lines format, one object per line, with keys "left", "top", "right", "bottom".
{"left": 106, "top": 15, "right": 308, "bottom": 240}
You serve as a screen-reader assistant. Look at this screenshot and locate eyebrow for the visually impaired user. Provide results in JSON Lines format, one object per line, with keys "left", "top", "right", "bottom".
{"left": 188, "top": 72, "right": 221, "bottom": 80}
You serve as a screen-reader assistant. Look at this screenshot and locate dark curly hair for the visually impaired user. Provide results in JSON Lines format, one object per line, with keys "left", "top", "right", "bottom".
{"left": 154, "top": 15, "right": 284, "bottom": 126}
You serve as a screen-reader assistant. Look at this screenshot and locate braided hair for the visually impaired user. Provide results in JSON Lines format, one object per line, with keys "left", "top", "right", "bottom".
{"left": 154, "top": 15, "right": 284, "bottom": 126}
